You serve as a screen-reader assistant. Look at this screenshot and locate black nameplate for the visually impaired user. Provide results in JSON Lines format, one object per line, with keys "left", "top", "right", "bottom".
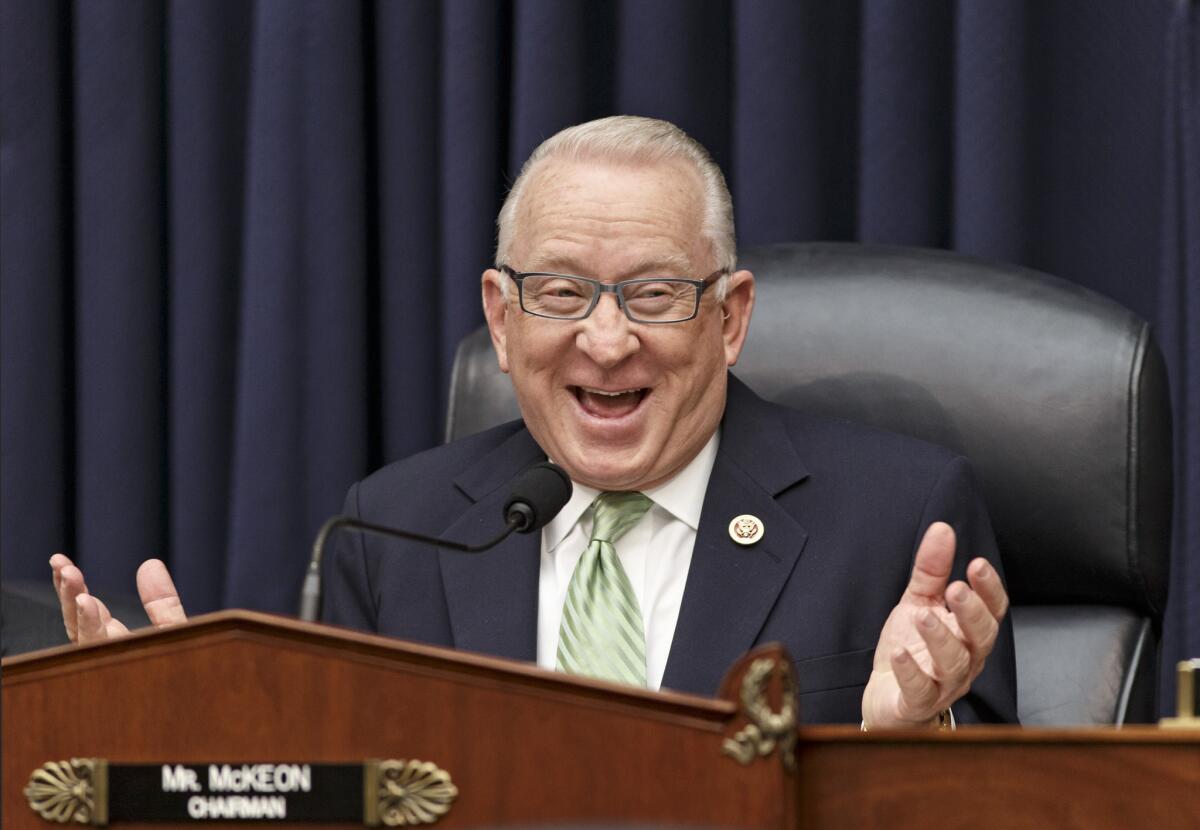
{"left": 25, "top": 757, "right": 459, "bottom": 825}
{"left": 111, "top": 763, "right": 360, "bottom": 822}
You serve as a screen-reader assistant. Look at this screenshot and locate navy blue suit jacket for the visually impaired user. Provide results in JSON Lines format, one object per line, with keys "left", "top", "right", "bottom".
{"left": 323, "top": 375, "right": 1018, "bottom": 724}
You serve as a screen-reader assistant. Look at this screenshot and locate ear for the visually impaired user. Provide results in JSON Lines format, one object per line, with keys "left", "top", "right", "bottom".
{"left": 481, "top": 268, "right": 513, "bottom": 374}
{"left": 721, "top": 269, "right": 755, "bottom": 366}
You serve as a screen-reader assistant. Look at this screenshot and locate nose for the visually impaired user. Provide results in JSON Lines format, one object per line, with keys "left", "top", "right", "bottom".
{"left": 575, "top": 293, "right": 640, "bottom": 368}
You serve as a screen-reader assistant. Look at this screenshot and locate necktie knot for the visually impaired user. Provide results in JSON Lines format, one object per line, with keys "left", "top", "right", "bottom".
{"left": 590, "top": 491, "right": 653, "bottom": 545}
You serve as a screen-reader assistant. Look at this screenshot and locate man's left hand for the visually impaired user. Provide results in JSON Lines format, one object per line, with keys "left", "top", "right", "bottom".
{"left": 861, "top": 521, "right": 1009, "bottom": 729}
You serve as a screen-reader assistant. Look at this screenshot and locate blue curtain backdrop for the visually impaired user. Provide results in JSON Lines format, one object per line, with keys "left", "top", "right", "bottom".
{"left": 2, "top": 0, "right": 1197, "bottom": 704}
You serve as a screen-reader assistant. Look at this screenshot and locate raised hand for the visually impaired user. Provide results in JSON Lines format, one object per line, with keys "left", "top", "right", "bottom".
{"left": 50, "top": 554, "right": 188, "bottom": 645}
{"left": 861, "top": 521, "right": 1009, "bottom": 729}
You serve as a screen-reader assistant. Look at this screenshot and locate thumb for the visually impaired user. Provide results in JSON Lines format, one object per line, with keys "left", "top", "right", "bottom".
{"left": 902, "top": 522, "right": 956, "bottom": 603}
{"left": 136, "top": 559, "right": 188, "bottom": 627}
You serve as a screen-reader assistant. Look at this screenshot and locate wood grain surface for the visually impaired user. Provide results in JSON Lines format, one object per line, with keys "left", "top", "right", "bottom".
{"left": 4, "top": 611, "right": 1198, "bottom": 829}
{"left": 3, "top": 611, "right": 788, "bottom": 829}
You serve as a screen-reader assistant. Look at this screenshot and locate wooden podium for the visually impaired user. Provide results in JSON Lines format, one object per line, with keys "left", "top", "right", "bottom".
{"left": 4, "top": 611, "right": 1198, "bottom": 829}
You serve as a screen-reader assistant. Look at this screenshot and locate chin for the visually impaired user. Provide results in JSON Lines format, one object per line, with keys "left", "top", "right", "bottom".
{"left": 561, "top": 447, "right": 655, "bottom": 491}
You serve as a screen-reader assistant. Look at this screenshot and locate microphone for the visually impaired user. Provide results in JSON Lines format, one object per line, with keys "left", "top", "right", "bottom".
{"left": 502, "top": 461, "right": 573, "bottom": 533}
{"left": 297, "top": 462, "right": 571, "bottom": 622}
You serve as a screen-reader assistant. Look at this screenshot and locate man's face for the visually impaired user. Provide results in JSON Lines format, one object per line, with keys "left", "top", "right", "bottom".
{"left": 482, "top": 158, "right": 755, "bottom": 491}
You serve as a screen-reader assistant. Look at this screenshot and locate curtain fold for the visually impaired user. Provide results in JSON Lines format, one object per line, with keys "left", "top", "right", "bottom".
{"left": 165, "top": 0, "right": 250, "bottom": 612}
{"left": 509, "top": 0, "right": 602, "bottom": 169}
{"left": 1, "top": 0, "right": 1195, "bottom": 707}
{"left": 222, "top": 0, "right": 371, "bottom": 611}
{"left": 857, "top": 0, "right": 954, "bottom": 246}
{"left": 732, "top": 1, "right": 860, "bottom": 244}
{"left": 0, "top": 0, "right": 72, "bottom": 580}
{"left": 1159, "top": 0, "right": 1199, "bottom": 711}
{"left": 374, "top": 0, "right": 441, "bottom": 461}
{"left": 73, "top": 0, "right": 166, "bottom": 595}
{"left": 437, "top": 0, "right": 506, "bottom": 410}
{"left": 951, "top": 1, "right": 1030, "bottom": 260}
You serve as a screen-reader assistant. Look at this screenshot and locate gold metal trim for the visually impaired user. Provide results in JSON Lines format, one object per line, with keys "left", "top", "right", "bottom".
{"left": 364, "top": 759, "right": 381, "bottom": 826}
{"left": 364, "top": 759, "right": 458, "bottom": 826}
{"left": 1161, "top": 659, "right": 1200, "bottom": 729}
{"left": 24, "top": 758, "right": 108, "bottom": 825}
{"left": 722, "top": 656, "right": 798, "bottom": 771}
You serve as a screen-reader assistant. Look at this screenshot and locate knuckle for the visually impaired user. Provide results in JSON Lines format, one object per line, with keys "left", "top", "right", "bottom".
{"left": 895, "top": 663, "right": 937, "bottom": 702}
{"left": 951, "top": 653, "right": 972, "bottom": 680}
{"left": 936, "top": 646, "right": 971, "bottom": 683}
{"left": 984, "top": 614, "right": 1000, "bottom": 642}
{"left": 957, "top": 601, "right": 987, "bottom": 632}
{"left": 921, "top": 614, "right": 951, "bottom": 643}
{"left": 966, "top": 605, "right": 999, "bottom": 641}
{"left": 914, "top": 674, "right": 939, "bottom": 702}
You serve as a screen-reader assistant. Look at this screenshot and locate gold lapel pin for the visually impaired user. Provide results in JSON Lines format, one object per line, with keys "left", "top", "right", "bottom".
{"left": 728, "top": 514, "right": 764, "bottom": 545}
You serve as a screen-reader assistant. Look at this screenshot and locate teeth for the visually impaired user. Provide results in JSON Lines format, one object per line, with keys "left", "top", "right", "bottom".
{"left": 581, "top": 387, "right": 642, "bottom": 396}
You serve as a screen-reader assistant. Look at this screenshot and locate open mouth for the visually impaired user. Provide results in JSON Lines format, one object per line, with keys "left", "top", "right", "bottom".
{"left": 572, "top": 386, "right": 649, "bottom": 419}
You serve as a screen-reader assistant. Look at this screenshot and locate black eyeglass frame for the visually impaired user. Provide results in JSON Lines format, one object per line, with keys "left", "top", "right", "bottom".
{"left": 499, "top": 265, "right": 727, "bottom": 324}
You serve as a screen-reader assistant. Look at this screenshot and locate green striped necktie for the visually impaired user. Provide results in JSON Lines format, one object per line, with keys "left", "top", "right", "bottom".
{"left": 556, "top": 491, "right": 653, "bottom": 686}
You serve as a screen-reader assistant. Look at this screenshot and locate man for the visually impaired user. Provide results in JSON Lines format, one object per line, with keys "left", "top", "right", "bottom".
{"left": 51, "top": 116, "right": 1017, "bottom": 727}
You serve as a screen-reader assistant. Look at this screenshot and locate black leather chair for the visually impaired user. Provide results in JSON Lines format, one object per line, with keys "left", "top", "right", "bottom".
{"left": 446, "top": 242, "right": 1173, "bottom": 726}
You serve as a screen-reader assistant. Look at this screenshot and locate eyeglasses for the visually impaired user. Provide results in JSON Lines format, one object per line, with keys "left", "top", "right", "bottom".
{"left": 500, "top": 265, "right": 725, "bottom": 324}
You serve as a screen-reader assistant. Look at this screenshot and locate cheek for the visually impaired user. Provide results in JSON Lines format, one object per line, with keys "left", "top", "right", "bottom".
{"left": 655, "top": 338, "right": 725, "bottom": 408}
{"left": 506, "top": 325, "right": 577, "bottom": 412}
{"left": 688, "top": 342, "right": 732, "bottom": 408}
{"left": 509, "top": 321, "right": 562, "bottom": 370}
{"left": 680, "top": 326, "right": 728, "bottom": 380}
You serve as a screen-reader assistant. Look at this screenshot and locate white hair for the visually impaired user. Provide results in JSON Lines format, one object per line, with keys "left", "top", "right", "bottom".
{"left": 495, "top": 115, "right": 735, "bottom": 300}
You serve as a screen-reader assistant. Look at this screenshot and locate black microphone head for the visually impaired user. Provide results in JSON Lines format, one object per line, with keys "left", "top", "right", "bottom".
{"left": 503, "top": 462, "right": 572, "bottom": 533}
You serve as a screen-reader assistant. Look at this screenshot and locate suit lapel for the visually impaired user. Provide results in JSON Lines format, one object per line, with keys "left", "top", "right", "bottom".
{"left": 662, "top": 377, "right": 810, "bottom": 695}
{"left": 438, "top": 428, "right": 546, "bottom": 662}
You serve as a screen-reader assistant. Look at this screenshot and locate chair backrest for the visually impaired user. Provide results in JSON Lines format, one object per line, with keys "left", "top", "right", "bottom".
{"left": 446, "top": 242, "right": 1173, "bottom": 725}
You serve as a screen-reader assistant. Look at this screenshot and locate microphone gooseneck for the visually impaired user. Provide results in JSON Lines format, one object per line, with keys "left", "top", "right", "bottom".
{"left": 297, "top": 462, "right": 572, "bottom": 622}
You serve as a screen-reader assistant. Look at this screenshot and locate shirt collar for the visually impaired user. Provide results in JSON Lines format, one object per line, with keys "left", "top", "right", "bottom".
{"left": 542, "top": 429, "right": 721, "bottom": 551}
{"left": 642, "top": 430, "right": 719, "bottom": 529}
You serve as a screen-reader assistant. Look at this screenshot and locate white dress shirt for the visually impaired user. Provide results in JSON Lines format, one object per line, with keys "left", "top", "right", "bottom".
{"left": 537, "top": 431, "right": 720, "bottom": 690}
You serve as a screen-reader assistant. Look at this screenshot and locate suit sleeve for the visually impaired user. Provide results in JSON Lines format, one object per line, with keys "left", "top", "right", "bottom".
{"left": 320, "top": 481, "right": 380, "bottom": 632}
{"left": 915, "top": 455, "right": 1020, "bottom": 724}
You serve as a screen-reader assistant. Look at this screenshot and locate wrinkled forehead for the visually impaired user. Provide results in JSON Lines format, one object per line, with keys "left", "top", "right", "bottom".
{"left": 510, "top": 157, "right": 711, "bottom": 275}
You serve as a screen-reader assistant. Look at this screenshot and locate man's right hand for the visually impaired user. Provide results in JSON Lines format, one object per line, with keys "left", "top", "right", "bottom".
{"left": 49, "top": 554, "right": 188, "bottom": 644}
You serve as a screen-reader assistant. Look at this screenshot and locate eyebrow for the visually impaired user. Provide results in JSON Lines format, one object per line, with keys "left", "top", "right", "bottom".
{"left": 523, "top": 253, "right": 695, "bottom": 278}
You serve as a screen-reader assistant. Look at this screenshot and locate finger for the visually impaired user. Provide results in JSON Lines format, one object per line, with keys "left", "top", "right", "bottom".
{"left": 902, "top": 522, "right": 956, "bottom": 602}
{"left": 945, "top": 580, "right": 1000, "bottom": 655}
{"left": 75, "top": 594, "right": 108, "bottom": 644}
{"left": 136, "top": 559, "right": 187, "bottom": 627}
{"left": 93, "top": 596, "right": 130, "bottom": 639}
{"left": 51, "top": 553, "right": 70, "bottom": 626}
{"left": 55, "top": 563, "right": 89, "bottom": 643}
{"left": 967, "top": 557, "right": 1009, "bottom": 619}
{"left": 50, "top": 552, "right": 73, "bottom": 594}
{"left": 105, "top": 617, "right": 131, "bottom": 638}
{"left": 76, "top": 595, "right": 132, "bottom": 643}
{"left": 890, "top": 647, "right": 941, "bottom": 722}
{"left": 916, "top": 608, "right": 971, "bottom": 686}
